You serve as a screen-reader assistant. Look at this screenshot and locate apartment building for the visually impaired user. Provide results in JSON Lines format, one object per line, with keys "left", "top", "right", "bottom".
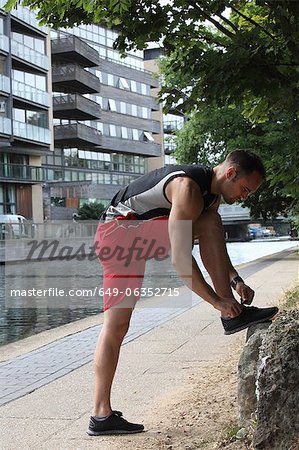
{"left": 0, "top": 2, "right": 163, "bottom": 221}
{"left": 0, "top": 1, "right": 52, "bottom": 221}
{"left": 42, "top": 26, "right": 163, "bottom": 219}
{"left": 144, "top": 46, "right": 185, "bottom": 167}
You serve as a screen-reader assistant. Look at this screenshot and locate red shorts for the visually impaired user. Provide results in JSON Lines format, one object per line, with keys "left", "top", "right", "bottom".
{"left": 94, "top": 215, "right": 170, "bottom": 310}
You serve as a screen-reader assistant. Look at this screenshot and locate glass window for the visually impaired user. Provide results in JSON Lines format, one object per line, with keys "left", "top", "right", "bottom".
{"left": 13, "top": 70, "right": 24, "bottom": 83}
{"left": 131, "top": 80, "right": 137, "bottom": 92}
{"left": 120, "top": 102, "right": 126, "bottom": 114}
{"left": 108, "top": 99, "right": 117, "bottom": 112}
{"left": 144, "top": 131, "right": 155, "bottom": 142}
{"left": 25, "top": 73, "right": 35, "bottom": 87}
{"left": 109, "top": 124, "right": 117, "bottom": 137}
{"left": 121, "top": 127, "right": 128, "bottom": 139}
{"left": 131, "top": 104, "right": 137, "bottom": 116}
{"left": 13, "top": 108, "right": 25, "bottom": 122}
{"left": 36, "top": 74, "right": 46, "bottom": 91}
{"left": 34, "top": 38, "right": 45, "bottom": 54}
{"left": 119, "top": 77, "right": 130, "bottom": 90}
{"left": 24, "top": 35, "right": 34, "bottom": 49}
{"left": 141, "top": 83, "right": 148, "bottom": 95}
{"left": 108, "top": 74, "right": 114, "bottom": 86}
{"left": 142, "top": 107, "right": 149, "bottom": 119}
{"left": 132, "top": 129, "right": 139, "bottom": 140}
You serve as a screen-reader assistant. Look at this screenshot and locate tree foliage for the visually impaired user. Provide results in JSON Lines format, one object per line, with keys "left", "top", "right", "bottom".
{"left": 77, "top": 201, "right": 105, "bottom": 220}
{"left": 6, "top": 0, "right": 298, "bottom": 217}
{"left": 174, "top": 106, "right": 297, "bottom": 219}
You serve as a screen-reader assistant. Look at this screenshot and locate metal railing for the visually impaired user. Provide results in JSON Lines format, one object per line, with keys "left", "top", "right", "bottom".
{"left": 0, "top": 162, "right": 45, "bottom": 181}
{"left": 163, "top": 120, "right": 184, "bottom": 132}
{"left": 0, "top": 220, "right": 99, "bottom": 242}
{"left": 53, "top": 93, "right": 101, "bottom": 114}
{"left": 51, "top": 35, "right": 100, "bottom": 65}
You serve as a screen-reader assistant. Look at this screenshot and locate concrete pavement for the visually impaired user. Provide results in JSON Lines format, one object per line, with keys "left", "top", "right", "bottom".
{"left": 0, "top": 248, "right": 298, "bottom": 449}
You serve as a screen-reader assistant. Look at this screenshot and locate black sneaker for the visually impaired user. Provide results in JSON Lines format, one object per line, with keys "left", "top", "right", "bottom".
{"left": 87, "top": 411, "right": 144, "bottom": 436}
{"left": 221, "top": 305, "right": 278, "bottom": 335}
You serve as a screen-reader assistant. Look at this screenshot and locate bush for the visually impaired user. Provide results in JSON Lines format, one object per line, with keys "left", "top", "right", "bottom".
{"left": 77, "top": 201, "right": 105, "bottom": 220}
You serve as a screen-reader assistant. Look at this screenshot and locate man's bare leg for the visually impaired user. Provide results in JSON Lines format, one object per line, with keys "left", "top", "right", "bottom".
{"left": 92, "top": 304, "right": 134, "bottom": 417}
{"left": 194, "top": 210, "right": 234, "bottom": 299}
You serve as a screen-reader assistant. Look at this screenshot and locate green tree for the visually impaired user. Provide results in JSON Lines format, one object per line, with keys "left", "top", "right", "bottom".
{"left": 77, "top": 201, "right": 105, "bottom": 220}
{"left": 174, "top": 105, "right": 297, "bottom": 219}
{"left": 6, "top": 0, "right": 298, "bottom": 216}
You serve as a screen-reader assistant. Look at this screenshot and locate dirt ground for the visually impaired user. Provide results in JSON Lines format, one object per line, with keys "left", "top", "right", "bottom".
{"left": 104, "top": 339, "right": 254, "bottom": 450}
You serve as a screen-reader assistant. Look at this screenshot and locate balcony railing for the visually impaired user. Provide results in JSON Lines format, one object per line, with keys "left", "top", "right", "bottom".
{"left": 53, "top": 93, "right": 101, "bottom": 120}
{"left": 0, "top": 117, "right": 12, "bottom": 135}
{"left": 0, "top": 162, "right": 45, "bottom": 182}
{"left": 52, "top": 64, "right": 101, "bottom": 94}
{"left": 12, "top": 79, "right": 50, "bottom": 107}
{"left": 11, "top": 39, "right": 48, "bottom": 71}
{"left": 51, "top": 35, "right": 100, "bottom": 67}
{"left": 54, "top": 123, "right": 101, "bottom": 146}
{"left": 0, "top": 74, "right": 10, "bottom": 94}
{"left": 0, "top": 34, "right": 9, "bottom": 53}
{"left": 13, "top": 120, "right": 51, "bottom": 145}
{"left": 163, "top": 120, "right": 184, "bottom": 133}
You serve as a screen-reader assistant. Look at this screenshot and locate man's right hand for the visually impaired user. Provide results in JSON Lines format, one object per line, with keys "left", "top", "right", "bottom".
{"left": 214, "top": 296, "right": 243, "bottom": 318}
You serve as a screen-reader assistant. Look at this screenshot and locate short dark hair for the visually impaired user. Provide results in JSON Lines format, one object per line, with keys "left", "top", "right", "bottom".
{"left": 225, "top": 149, "right": 266, "bottom": 179}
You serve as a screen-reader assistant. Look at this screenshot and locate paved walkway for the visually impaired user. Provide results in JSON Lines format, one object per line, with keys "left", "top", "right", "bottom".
{"left": 0, "top": 248, "right": 297, "bottom": 449}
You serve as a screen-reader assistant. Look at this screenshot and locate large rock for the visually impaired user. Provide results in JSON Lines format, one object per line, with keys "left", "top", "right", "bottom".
{"left": 238, "top": 322, "right": 271, "bottom": 426}
{"left": 253, "top": 310, "right": 299, "bottom": 449}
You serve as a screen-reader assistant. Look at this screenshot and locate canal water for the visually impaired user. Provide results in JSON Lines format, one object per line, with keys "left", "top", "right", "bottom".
{"left": 0, "top": 239, "right": 297, "bottom": 346}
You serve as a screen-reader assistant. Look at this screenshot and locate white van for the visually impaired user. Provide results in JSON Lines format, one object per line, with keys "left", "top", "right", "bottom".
{"left": 0, "top": 214, "right": 29, "bottom": 238}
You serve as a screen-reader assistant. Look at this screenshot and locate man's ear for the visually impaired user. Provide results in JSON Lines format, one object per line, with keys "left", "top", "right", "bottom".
{"left": 226, "top": 166, "right": 236, "bottom": 180}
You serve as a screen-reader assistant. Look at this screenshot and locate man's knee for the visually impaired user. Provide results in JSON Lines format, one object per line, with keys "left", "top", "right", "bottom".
{"left": 103, "top": 308, "right": 132, "bottom": 341}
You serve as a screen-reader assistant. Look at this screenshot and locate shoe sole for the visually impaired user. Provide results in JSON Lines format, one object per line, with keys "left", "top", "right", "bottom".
{"left": 87, "top": 428, "right": 144, "bottom": 436}
{"left": 224, "top": 314, "right": 277, "bottom": 335}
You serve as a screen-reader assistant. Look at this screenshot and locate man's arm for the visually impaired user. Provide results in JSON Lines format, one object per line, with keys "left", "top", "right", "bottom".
{"left": 208, "top": 200, "right": 255, "bottom": 305}
{"left": 165, "top": 177, "right": 242, "bottom": 317}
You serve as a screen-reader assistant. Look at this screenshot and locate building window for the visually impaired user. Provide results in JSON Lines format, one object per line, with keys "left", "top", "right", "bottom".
{"left": 0, "top": 185, "right": 16, "bottom": 214}
{"left": 108, "top": 99, "right": 117, "bottom": 112}
{"left": 132, "top": 129, "right": 140, "bottom": 140}
{"left": 118, "top": 77, "right": 130, "bottom": 90}
{"left": 131, "top": 80, "right": 137, "bottom": 92}
{"left": 144, "top": 131, "right": 155, "bottom": 142}
{"left": 109, "top": 124, "right": 117, "bottom": 137}
{"left": 121, "top": 127, "right": 128, "bottom": 139}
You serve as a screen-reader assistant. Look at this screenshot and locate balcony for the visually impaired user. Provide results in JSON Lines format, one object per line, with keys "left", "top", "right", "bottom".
{"left": 54, "top": 123, "right": 102, "bottom": 147}
{"left": 12, "top": 79, "right": 50, "bottom": 107}
{"left": 0, "top": 162, "right": 45, "bottom": 182}
{"left": 51, "top": 35, "right": 100, "bottom": 67}
{"left": 100, "top": 136, "right": 161, "bottom": 157}
{"left": 53, "top": 94, "right": 101, "bottom": 120}
{"left": 0, "top": 117, "right": 12, "bottom": 136}
{"left": 52, "top": 64, "right": 101, "bottom": 94}
{"left": 0, "top": 74, "right": 10, "bottom": 94}
{"left": 11, "top": 39, "right": 48, "bottom": 71}
{"left": 13, "top": 120, "right": 51, "bottom": 145}
{"left": 0, "top": 0, "right": 47, "bottom": 33}
{"left": 163, "top": 120, "right": 183, "bottom": 134}
{"left": 0, "top": 34, "right": 9, "bottom": 53}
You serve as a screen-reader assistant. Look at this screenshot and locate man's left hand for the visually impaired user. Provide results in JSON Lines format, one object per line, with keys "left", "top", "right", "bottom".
{"left": 236, "top": 282, "right": 254, "bottom": 305}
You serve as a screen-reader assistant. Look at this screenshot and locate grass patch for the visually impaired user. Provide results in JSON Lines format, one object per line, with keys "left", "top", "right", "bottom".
{"left": 281, "top": 282, "right": 299, "bottom": 309}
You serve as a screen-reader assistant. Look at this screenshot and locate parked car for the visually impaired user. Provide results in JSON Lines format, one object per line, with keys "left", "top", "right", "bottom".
{"left": 0, "top": 214, "right": 29, "bottom": 238}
